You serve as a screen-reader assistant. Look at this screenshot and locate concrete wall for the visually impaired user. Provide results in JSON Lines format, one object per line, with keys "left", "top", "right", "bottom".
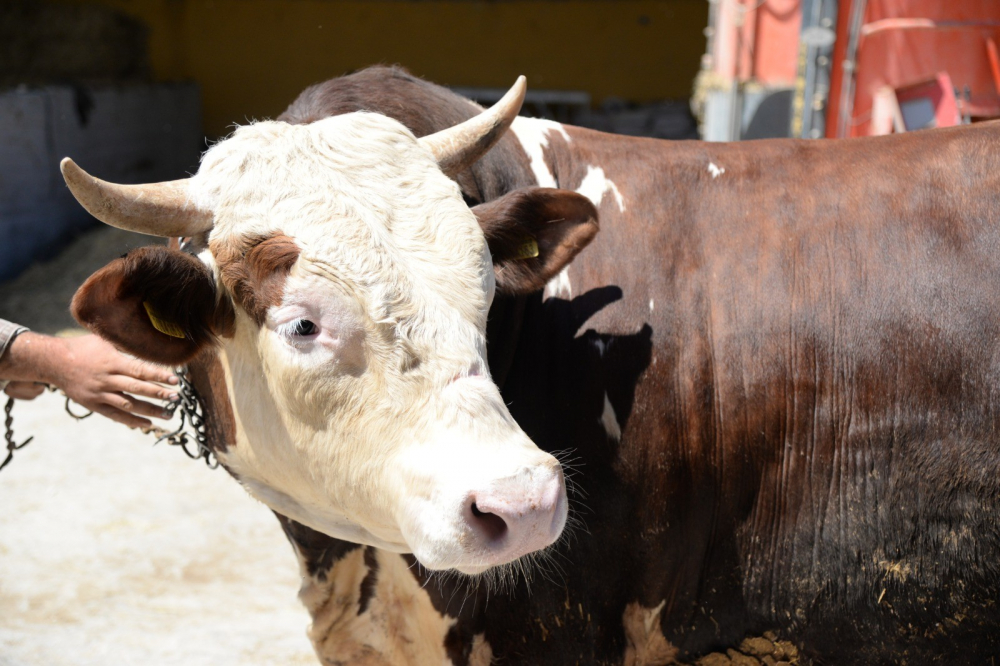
{"left": 57, "top": 0, "right": 708, "bottom": 137}
{"left": 0, "top": 84, "right": 202, "bottom": 280}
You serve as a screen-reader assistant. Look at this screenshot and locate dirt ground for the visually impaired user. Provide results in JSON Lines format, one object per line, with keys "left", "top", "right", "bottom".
{"left": 0, "top": 227, "right": 316, "bottom": 665}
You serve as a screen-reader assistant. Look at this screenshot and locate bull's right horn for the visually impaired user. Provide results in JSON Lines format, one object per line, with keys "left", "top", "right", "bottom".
{"left": 60, "top": 158, "right": 213, "bottom": 238}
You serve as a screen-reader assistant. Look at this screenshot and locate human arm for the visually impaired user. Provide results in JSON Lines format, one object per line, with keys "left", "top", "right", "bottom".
{"left": 0, "top": 321, "right": 179, "bottom": 429}
{"left": 0, "top": 320, "right": 38, "bottom": 399}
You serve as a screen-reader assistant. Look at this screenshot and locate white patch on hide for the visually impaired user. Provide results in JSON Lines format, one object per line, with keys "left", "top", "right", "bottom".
{"left": 708, "top": 162, "right": 725, "bottom": 179}
{"left": 576, "top": 165, "right": 626, "bottom": 212}
{"left": 622, "top": 599, "right": 677, "bottom": 666}
{"left": 511, "top": 117, "right": 570, "bottom": 188}
{"left": 299, "top": 548, "right": 456, "bottom": 665}
{"left": 543, "top": 266, "right": 573, "bottom": 300}
{"left": 649, "top": 299, "right": 654, "bottom": 312}
{"left": 469, "top": 633, "right": 494, "bottom": 666}
{"left": 593, "top": 338, "right": 606, "bottom": 357}
{"left": 601, "top": 392, "right": 621, "bottom": 441}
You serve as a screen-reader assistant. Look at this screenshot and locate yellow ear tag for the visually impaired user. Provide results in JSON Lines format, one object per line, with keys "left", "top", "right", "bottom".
{"left": 515, "top": 237, "right": 540, "bottom": 260}
{"left": 143, "top": 301, "right": 186, "bottom": 339}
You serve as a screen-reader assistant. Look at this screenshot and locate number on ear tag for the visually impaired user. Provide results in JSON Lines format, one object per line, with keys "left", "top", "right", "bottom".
{"left": 143, "top": 301, "right": 186, "bottom": 339}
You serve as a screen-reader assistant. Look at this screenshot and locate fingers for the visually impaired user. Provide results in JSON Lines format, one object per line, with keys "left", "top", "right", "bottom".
{"left": 107, "top": 376, "right": 179, "bottom": 402}
{"left": 4, "top": 382, "right": 45, "bottom": 400}
{"left": 91, "top": 403, "right": 153, "bottom": 430}
{"left": 125, "top": 359, "right": 179, "bottom": 386}
{"left": 101, "top": 392, "right": 172, "bottom": 420}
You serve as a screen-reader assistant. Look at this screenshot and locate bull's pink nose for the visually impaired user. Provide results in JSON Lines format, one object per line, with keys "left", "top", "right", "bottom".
{"left": 463, "top": 465, "right": 567, "bottom": 563}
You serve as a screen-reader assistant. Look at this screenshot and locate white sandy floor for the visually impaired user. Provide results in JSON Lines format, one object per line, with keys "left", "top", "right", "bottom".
{"left": 0, "top": 390, "right": 317, "bottom": 665}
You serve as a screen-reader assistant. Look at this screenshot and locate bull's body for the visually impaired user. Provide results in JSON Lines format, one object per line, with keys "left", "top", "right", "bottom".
{"left": 221, "top": 69, "right": 1000, "bottom": 664}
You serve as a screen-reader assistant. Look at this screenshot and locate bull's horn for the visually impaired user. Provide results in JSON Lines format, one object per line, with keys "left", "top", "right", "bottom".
{"left": 60, "top": 158, "right": 213, "bottom": 238}
{"left": 420, "top": 76, "right": 527, "bottom": 177}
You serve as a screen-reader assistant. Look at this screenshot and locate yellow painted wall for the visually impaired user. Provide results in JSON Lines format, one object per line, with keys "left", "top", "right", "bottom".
{"left": 60, "top": 0, "right": 708, "bottom": 137}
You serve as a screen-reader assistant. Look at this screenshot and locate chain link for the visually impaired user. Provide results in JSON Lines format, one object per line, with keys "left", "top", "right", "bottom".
{"left": 1, "top": 366, "right": 217, "bottom": 474}
{"left": 147, "top": 369, "right": 218, "bottom": 469}
{"left": 2, "top": 395, "right": 34, "bottom": 472}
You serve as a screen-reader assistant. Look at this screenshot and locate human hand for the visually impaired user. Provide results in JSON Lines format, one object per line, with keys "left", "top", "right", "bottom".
{"left": 45, "top": 335, "right": 180, "bottom": 429}
{"left": 3, "top": 381, "right": 46, "bottom": 401}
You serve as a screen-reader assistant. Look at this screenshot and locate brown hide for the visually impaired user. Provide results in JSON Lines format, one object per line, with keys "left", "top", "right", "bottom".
{"left": 490, "top": 120, "right": 1000, "bottom": 662}
{"left": 211, "top": 232, "right": 301, "bottom": 327}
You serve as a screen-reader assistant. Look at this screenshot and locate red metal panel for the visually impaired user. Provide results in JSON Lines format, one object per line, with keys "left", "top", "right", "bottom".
{"left": 826, "top": 0, "right": 855, "bottom": 137}
{"left": 752, "top": 0, "right": 804, "bottom": 84}
{"left": 710, "top": 0, "right": 802, "bottom": 85}
{"left": 827, "top": 0, "right": 1000, "bottom": 137}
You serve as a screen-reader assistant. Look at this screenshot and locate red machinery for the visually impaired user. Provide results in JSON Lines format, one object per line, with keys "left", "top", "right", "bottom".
{"left": 697, "top": 0, "right": 1000, "bottom": 140}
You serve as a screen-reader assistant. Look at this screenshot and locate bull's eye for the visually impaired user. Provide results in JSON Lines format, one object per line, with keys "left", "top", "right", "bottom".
{"left": 291, "top": 319, "right": 318, "bottom": 337}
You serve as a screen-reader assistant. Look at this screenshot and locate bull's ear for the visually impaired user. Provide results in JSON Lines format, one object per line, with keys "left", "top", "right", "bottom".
{"left": 473, "top": 187, "right": 598, "bottom": 295}
{"left": 71, "top": 246, "right": 235, "bottom": 366}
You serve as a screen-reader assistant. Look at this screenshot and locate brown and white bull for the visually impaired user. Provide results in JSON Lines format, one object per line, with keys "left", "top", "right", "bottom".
{"left": 65, "top": 66, "right": 1000, "bottom": 665}
{"left": 62, "top": 81, "right": 597, "bottom": 581}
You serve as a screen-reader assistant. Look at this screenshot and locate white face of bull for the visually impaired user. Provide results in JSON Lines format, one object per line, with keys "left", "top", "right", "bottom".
{"left": 193, "top": 114, "right": 564, "bottom": 572}
{"left": 64, "top": 79, "right": 599, "bottom": 575}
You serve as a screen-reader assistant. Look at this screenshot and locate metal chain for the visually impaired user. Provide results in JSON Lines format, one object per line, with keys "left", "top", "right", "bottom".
{"left": 3, "top": 385, "right": 95, "bottom": 471}
{"left": 147, "top": 369, "right": 219, "bottom": 469}
{"left": 64, "top": 395, "right": 93, "bottom": 420}
{"left": 2, "top": 396, "right": 34, "bottom": 472}
{"left": 1, "top": 366, "right": 217, "bottom": 474}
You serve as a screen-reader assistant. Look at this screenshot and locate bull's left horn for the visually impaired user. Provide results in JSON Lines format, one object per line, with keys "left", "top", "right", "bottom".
{"left": 419, "top": 76, "right": 527, "bottom": 177}
{"left": 60, "top": 158, "right": 214, "bottom": 238}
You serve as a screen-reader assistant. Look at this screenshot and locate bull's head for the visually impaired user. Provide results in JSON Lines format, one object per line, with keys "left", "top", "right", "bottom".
{"left": 62, "top": 79, "right": 598, "bottom": 575}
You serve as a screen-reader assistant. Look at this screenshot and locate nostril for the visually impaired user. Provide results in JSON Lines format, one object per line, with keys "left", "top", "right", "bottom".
{"left": 469, "top": 501, "right": 508, "bottom": 543}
